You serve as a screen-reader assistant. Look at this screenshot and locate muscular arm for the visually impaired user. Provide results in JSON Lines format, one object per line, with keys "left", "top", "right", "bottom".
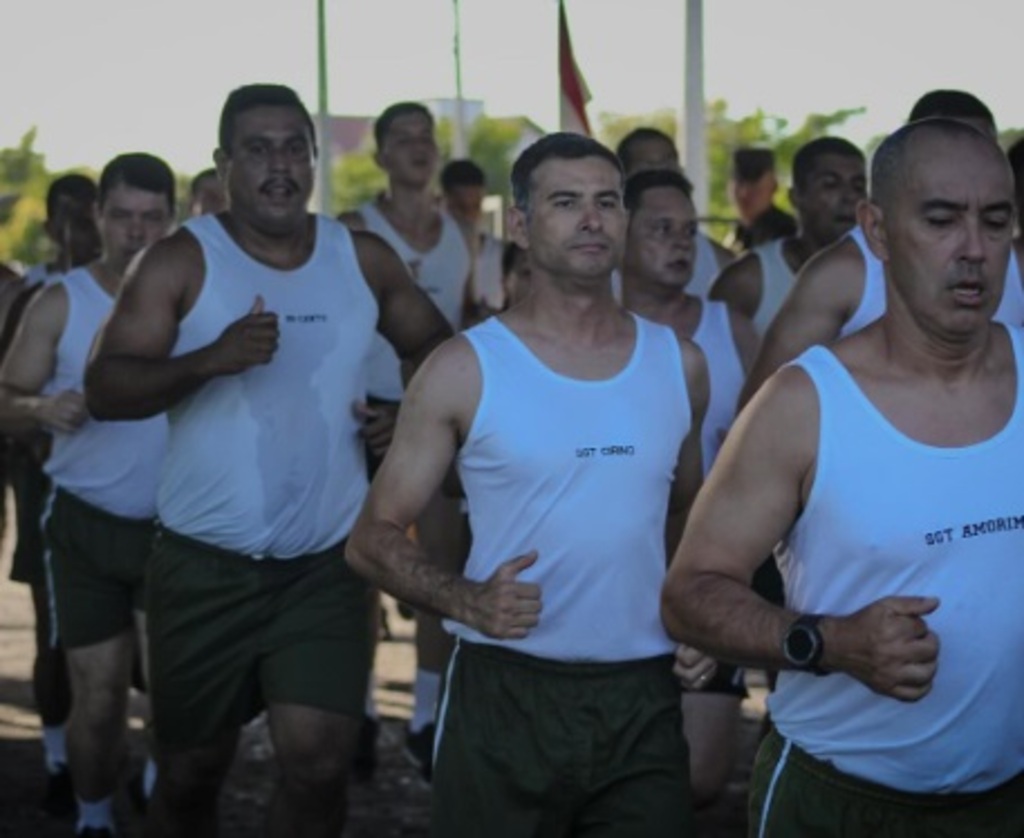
{"left": 86, "top": 231, "right": 249, "bottom": 419}
{"left": 662, "top": 369, "right": 940, "bottom": 700}
{"left": 708, "top": 252, "right": 763, "bottom": 321}
{"left": 346, "top": 337, "right": 539, "bottom": 639}
{"left": 354, "top": 230, "right": 454, "bottom": 380}
{"left": 0, "top": 285, "right": 84, "bottom": 435}
{"left": 737, "top": 236, "right": 864, "bottom": 408}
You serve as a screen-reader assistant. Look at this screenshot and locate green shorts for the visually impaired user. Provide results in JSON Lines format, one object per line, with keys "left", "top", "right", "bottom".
{"left": 431, "top": 641, "right": 695, "bottom": 838}
{"left": 7, "top": 449, "right": 51, "bottom": 587}
{"left": 147, "top": 528, "right": 372, "bottom": 750}
{"left": 45, "top": 487, "right": 154, "bottom": 649}
{"left": 750, "top": 727, "right": 1024, "bottom": 837}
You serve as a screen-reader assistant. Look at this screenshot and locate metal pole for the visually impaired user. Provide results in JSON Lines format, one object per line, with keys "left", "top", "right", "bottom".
{"left": 681, "top": 0, "right": 707, "bottom": 212}
{"left": 451, "top": 0, "right": 467, "bottom": 158}
{"left": 315, "top": 0, "right": 334, "bottom": 214}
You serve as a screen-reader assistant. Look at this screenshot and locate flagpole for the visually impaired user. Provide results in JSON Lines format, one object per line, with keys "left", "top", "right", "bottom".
{"left": 451, "top": 0, "right": 467, "bottom": 158}
{"left": 680, "top": 0, "right": 707, "bottom": 212}
{"left": 315, "top": 0, "right": 333, "bottom": 214}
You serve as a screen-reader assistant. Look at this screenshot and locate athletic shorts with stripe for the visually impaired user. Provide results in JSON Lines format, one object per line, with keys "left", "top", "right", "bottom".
{"left": 431, "top": 640, "right": 696, "bottom": 837}
{"left": 44, "top": 487, "right": 154, "bottom": 649}
{"left": 750, "top": 726, "right": 1024, "bottom": 837}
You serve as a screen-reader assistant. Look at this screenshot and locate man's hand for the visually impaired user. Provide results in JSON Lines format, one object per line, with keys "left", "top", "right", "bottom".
{"left": 204, "top": 295, "right": 279, "bottom": 376}
{"left": 462, "top": 551, "right": 542, "bottom": 640}
{"left": 353, "top": 400, "right": 399, "bottom": 459}
{"left": 673, "top": 643, "right": 718, "bottom": 690}
{"left": 35, "top": 390, "right": 88, "bottom": 433}
{"left": 828, "top": 596, "right": 940, "bottom": 702}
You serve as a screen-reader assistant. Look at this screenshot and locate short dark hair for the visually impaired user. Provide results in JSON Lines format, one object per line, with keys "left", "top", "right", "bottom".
{"left": 441, "top": 159, "right": 485, "bottom": 192}
{"left": 510, "top": 132, "right": 623, "bottom": 211}
{"left": 218, "top": 84, "right": 317, "bottom": 155}
{"left": 616, "top": 128, "right": 677, "bottom": 172}
{"left": 190, "top": 168, "right": 218, "bottom": 198}
{"left": 46, "top": 173, "right": 97, "bottom": 219}
{"left": 792, "top": 137, "right": 864, "bottom": 190}
{"left": 98, "top": 153, "right": 176, "bottom": 214}
{"left": 374, "top": 102, "right": 434, "bottom": 149}
{"left": 623, "top": 168, "right": 694, "bottom": 213}
{"left": 1007, "top": 138, "right": 1024, "bottom": 192}
{"left": 732, "top": 147, "right": 776, "bottom": 182}
{"left": 907, "top": 90, "right": 995, "bottom": 131}
{"left": 871, "top": 118, "right": 1000, "bottom": 211}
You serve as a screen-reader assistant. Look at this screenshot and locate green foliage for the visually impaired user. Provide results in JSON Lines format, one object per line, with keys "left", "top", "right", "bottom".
{"left": 0, "top": 128, "right": 53, "bottom": 266}
{"left": 331, "top": 150, "right": 387, "bottom": 215}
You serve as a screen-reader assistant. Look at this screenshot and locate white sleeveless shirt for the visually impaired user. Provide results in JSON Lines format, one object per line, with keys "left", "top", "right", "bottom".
{"left": 449, "top": 314, "right": 688, "bottom": 662}
{"left": 158, "top": 215, "right": 378, "bottom": 557}
{"left": 359, "top": 202, "right": 470, "bottom": 400}
{"left": 45, "top": 268, "right": 167, "bottom": 518}
{"left": 692, "top": 300, "right": 744, "bottom": 471}
{"left": 751, "top": 238, "right": 796, "bottom": 335}
{"left": 772, "top": 329, "right": 1024, "bottom": 793}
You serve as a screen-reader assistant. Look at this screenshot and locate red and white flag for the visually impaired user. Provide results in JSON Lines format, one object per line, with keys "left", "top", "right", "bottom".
{"left": 558, "top": 0, "right": 592, "bottom": 136}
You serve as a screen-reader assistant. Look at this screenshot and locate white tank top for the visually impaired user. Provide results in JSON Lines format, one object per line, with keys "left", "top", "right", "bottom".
{"left": 772, "top": 330, "right": 1024, "bottom": 793}
{"left": 449, "top": 314, "right": 688, "bottom": 662}
{"left": 359, "top": 202, "right": 470, "bottom": 399}
{"left": 158, "top": 215, "right": 378, "bottom": 558}
{"left": 845, "top": 227, "right": 1023, "bottom": 336}
{"left": 840, "top": 226, "right": 885, "bottom": 338}
{"left": 751, "top": 238, "right": 796, "bottom": 335}
{"left": 45, "top": 268, "right": 167, "bottom": 519}
{"left": 683, "top": 233, "right": 722, "bottom": 299}
{"left": 692, "top": 300, "right": 744, "bottom": 471}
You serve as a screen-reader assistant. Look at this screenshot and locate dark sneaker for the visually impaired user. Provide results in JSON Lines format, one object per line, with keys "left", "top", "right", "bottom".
{"left": 404, "top": 724, "right": 435, "bottom": 783}
{"left": 39, "top": 763, "right": 75, "bottom": 818}
{"left": 76, "top": 829, "right": 115, "bottom": 838}
{"left": 351, "top": 715, "right": 378, "bottom": 783}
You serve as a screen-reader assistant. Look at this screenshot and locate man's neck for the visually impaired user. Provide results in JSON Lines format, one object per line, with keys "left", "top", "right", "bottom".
{"left": 88, "top": 258, "right": 126, "bottom": 296}
{"left": 621, "top": 275, "right": 698, "bottom": 336}
{"left": 220, "top": 212, "right": 315, "bottom": 271}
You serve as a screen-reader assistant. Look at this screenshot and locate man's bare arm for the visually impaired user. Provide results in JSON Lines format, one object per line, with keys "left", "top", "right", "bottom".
{"left": 708, "top": 252, "right": 762, "bottom": 321}
{"left": 0, "top": 284, "right": 85, "bottom": 435}
{"left": 85, "top": 230, "right": 278, "bottom": 420}
{"left": 737, "top": 236, "right": 864, "bottom": 408}
{"left": 662, "top": 368, "right": 940, "bottom": 701}
{"left": 354, "top": 230, "right": 454, "bottom": 379}
{"left": 669, "top": 338, "right": 709, "bottom": 520}
{"left": 345, "top": 337, "right": 541, "bottom": 640}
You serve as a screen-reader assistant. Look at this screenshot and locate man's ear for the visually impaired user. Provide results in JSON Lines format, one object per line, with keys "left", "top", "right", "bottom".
{"left": 857, "top": 199, "right": 888, "bottom": 262}
{"left": 506, "top": 206, "right": 530, "bottom": 250}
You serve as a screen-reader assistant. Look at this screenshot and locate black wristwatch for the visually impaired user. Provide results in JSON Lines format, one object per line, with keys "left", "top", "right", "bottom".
{"left": 782, "top": 614, "right": 827, "bottom": 675}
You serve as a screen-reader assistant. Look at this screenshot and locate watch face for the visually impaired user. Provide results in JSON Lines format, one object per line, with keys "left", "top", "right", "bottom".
{"left": 786, "top": 626, "right": 816, "bottom": 664}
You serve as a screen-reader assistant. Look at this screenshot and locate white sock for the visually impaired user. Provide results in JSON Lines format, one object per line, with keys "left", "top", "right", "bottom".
{"left": 143, "top": 757, "right": 158, "bottom": 798}
{"left": 42, "top": 725, "right": 67, "bottom": 773}
{"left": 76, "top": 795, "right": 115, "bottom": 833}
{"left": 410, "top": 669, "right": 441, "bottom": 733}
{"left": 364, "top": 674, "right": 378, "bottom": 720}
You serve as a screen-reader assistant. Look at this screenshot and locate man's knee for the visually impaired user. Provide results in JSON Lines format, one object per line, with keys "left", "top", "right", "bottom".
{"left": 272, "top": 707, "right": 358, "bottom": 794}
{"left": 158, "top": 740, "right": 237, "bottom": 807}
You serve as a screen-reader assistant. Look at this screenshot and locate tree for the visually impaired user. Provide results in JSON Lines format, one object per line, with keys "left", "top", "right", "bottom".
{"left": 0, "top": 128, "right": 54, "bottom": 266}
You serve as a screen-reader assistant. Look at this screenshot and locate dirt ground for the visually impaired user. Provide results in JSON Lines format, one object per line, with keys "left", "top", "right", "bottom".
{"left": 0, "top": 508, "right": 766, "bottom": 837}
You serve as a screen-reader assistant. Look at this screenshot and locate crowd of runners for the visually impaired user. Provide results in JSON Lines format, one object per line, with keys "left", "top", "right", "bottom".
{"left": 1, "top": 82, "right": 1023, "bottom": 837}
